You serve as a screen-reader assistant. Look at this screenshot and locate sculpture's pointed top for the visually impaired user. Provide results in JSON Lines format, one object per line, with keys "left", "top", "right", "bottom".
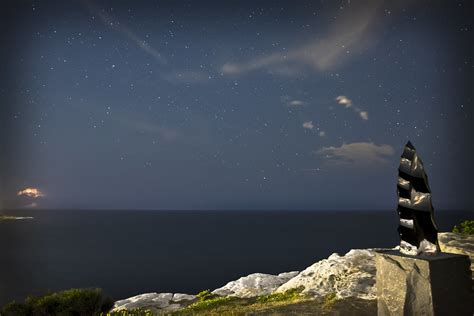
{"left": 405, "top": 141, "right": 415, "bottom": 149}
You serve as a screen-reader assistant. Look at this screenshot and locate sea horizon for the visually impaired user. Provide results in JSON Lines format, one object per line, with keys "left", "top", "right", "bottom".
{"left": 1, "top": 209, "right": 471, "bottom": 306}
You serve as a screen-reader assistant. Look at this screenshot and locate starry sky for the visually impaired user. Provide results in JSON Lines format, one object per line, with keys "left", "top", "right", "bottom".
{"left": 0, "top": 0, "right": 472, "bottom": 211}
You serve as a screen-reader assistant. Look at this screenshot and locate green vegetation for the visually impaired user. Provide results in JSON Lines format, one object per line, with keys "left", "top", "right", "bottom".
{"left": 1, "top": 288, "right": 375, "bottom": 315}
{"left": 257, "top": 286, "right": 305, "bottom": 303}
{"left": 195, "top": 289, "right": 216, "bottom": 301}
{"left": 184, "top": 290, "right": 235, "bottom": 311}
{"left": 0, "top": 288, "right": 113, "bottom": 316}
{"left": 185, "top": 296, "right": 234, "bottom": 311}
{"left": 452, "top": 220, "right": 474, "bottom": 234}
{"left": 321, "top": 292, "right": 338, "bottom": 310}
{"left": 172, "top": 292, "right": 374, "bottom": 315}
{"left": 107, "top": 308, "right": 155, "bottom": 316}
{"left": 172, "top": 286, "right": 316, "bottom": 315}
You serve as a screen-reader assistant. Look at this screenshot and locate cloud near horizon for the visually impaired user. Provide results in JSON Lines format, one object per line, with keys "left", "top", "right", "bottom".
{"left": 17, "top": 188, "right": 45, "bottom": 198}
{"left": 316, "top": 142, "right": 394, "bottom": 166}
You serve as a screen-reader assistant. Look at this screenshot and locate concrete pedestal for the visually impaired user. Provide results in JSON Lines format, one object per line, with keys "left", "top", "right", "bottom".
{"left": 375, "top": 250, "right": 472, "bottom": 316}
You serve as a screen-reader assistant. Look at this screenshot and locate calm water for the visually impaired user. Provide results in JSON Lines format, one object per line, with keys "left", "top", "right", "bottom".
{"left": 0, "top": 210, "right": 471, "bottom": 305}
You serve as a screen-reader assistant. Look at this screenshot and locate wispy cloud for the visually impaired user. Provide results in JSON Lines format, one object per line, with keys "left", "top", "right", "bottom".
{"left": 118, "top": 116, "right": 179, "bottom": 142}
{"left": 17, "top": 188, "right": 45, "bottom": 198}
{"left": 289, "top": 100, "right": 305, "bottom": 106}
{"left": 281, "top": 96, "right": 306, "bottom": 107}
{"left": 221, "top": 3, "right": 380, "bottom": 76}
{"left": 163, "top": 71, "right": 210, "bottom": 84}
{"left": 335, "top": 95, "right": 369, "bottom": 121}
{"left": 302, "top": 121, "right": 325, "bottom": 136}
{"left": 359, "top": 111, "right": 369, "bottom": 121}
{"left": 86, "top": 2, "right": 166, "bottom": 64}
{"left": 336, "top": 95, "right": 353, "bottom": 108}
{"left": 316, "top": 142, "right": 394, "bottom": 166}
{"left": 302, "top": 121, "right": 314, "bottom": 130}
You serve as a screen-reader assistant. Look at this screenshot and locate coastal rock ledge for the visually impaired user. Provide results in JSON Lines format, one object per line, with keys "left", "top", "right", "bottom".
{"left": 212, "top": 271, "right": 299, "bottom": 298}
{"left": 277, "top": 249, "right": 377, "bottom": 299}
{"left": 111, "top": 232, "right": 473, "bottom": 313}
{"left": 111, "top": 293, "right": 196, "bottom": 313}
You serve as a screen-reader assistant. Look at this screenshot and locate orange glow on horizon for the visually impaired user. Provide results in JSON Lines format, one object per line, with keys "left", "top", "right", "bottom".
{"left": 17, "top": 188, "right": 45, "bottom": 198}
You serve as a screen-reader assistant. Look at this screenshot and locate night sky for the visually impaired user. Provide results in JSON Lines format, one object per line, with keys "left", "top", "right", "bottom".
{"left": 0, "top": 0, "right": 472, "bottom": 211}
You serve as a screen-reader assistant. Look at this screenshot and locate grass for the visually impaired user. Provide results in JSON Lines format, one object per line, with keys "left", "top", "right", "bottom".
{"left": 185, "top": 296, "right": 235, "bottom": 311}
{"left": 172, "top": 286, "right": 314, "bottom": 315}
{"left": 101, "top": 295, "right": 375, "bottom": 316}
{"left": 180, "top": 290, "right": 236, "bottom": 312}
{"left": 2, "top": 287, "right": 375, "bottom": 316}
{"left": 321, "top": 292, "right": 338, "bottom": 310}
{"left": 257, "top": 286, "right": 306, "bottom": 304}
{"left": 105, "top": 308, "right": 156, "bottom": 316}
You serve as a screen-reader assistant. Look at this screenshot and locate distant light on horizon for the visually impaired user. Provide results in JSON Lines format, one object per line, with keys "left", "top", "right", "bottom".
{"left": 17, "top": 188, "right": 45, "bottom": 198}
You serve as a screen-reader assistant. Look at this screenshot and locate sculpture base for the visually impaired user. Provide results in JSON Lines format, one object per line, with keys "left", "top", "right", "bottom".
{"left": 375, "top": 250, "right": 472, "bottom": 316}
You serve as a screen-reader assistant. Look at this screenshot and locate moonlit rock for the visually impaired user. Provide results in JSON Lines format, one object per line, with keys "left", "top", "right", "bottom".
{"left": 277, "top": 249, "right": 378, "bottom": 299}
{"left": 438, "top": 232, "right": 474, "bottom": 277}
{"left": 110, "top": 232, "right": 473, "bottom": 312}
{"left": 172, "top": 293, "right": 196, "bottom": 302}
{"left": 211, "top": 271, "right": 299, "bottom": 298}
{"left": 111, "top": 292, "right": 195, "bottom": 312}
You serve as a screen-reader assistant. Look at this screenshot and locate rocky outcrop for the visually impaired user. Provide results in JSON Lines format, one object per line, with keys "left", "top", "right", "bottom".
{"left": 110, "top": 232, "right": 473, "bottom": 313}
{"left": 277, "top": 249, "right": 378, "bottom": 299}
{"left": 438, "top": 232, "right": 474, "bottom": 276}
{"left": 111, "top": 292, "right": 195, "bottom": 313}
{"left": 212, "top": 271, "right": 299, "bottom": 298}
{"left": 375, "top": 250, "right": 472, "bottom": 316}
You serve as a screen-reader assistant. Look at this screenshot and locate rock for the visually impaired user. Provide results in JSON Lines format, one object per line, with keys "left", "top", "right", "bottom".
{"left": 110, "top": 232, "right": 474, "bottom": 312}
{"left": 172, "top": 293, "right": 195, "bottom": 302}
{"left": 375, "top": 250, "right": 472, "bottom": 316}
{"left": 438, "top": 232, "right": 474, "bottom": 277}
{"left": 111, "top": 292, "right": 195, "bottom": 313}
{"left": 212, "top": 271, "right": 299, "bottom": 298}
{"left": 277, "top": 249, "right": 377, "bottom": 299}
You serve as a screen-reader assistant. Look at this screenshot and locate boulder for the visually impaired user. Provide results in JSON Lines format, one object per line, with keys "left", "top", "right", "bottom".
{"left": 212, "top": 271, "right": 299, "bottom": 298}
{"left": 375, "top": 250, "right": 472, "bottom": 316}
{"left": 277, "top": 249, "right": 377, "bottom": 299}
{"left": 438, "top": 232, "right": 474, "bottom": 277}
{"left": 111, "top": 292, "right": 195, "bottom": 313}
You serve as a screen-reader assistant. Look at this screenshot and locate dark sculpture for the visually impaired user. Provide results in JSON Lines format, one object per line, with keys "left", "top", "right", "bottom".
{"left": 396, "top": 141, "right": 440, "bottom": 255}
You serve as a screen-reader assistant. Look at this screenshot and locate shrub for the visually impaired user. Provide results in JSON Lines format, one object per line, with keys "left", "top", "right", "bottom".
{"left": 0, "top": 288, "right": 113, "bottom": 316}
{"left": 452, "top": 220, "right": 474, "bottom": 235}
{"left": 0, "top": 301, "right": 32, "bottom": 316}
{"left": 196, "top": 289, "right": 218, "bottom": 302}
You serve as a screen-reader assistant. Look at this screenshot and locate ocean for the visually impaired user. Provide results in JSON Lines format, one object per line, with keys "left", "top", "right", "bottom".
{"left": 0, "top": 210, "right": 471, "bottom": 306}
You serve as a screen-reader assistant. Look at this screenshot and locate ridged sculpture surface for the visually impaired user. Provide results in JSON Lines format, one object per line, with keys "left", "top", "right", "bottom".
{"left": 396, "top": 141, "right": 440, "bottom": 255}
